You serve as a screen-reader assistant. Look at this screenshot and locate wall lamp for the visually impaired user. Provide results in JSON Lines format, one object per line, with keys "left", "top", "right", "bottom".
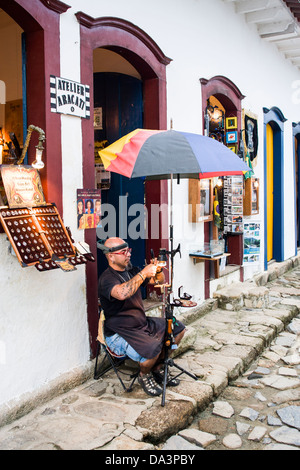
{"left": 17, "top": 125, "right": 46, "bottom": 169}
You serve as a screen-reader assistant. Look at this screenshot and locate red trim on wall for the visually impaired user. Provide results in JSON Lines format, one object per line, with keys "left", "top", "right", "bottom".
{"left": 78, "top": 16, "right": 170, "bottom": 355}
{"left": 40, "top": 0, "right": 71, "bottom": 14}
{"left": 75, "top": 13, "right": 172, "bottom": 67}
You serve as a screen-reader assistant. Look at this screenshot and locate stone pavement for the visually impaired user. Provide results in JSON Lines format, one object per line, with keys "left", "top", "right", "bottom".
{"left": 0, "top": 256, "right": 300, "bottom": 451}
{"left": 167, "top": 314, "right": 300, "bottom": 450}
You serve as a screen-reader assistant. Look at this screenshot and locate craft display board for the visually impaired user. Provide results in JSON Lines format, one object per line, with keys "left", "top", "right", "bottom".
{"left": 0, "top": 203, "right": 88, "bottom": 271}
{"left": 0, "top": 165, "right": 46, "bottom": 208}
{"left": 0, "top": 165, "right": 95, "bottom": 272}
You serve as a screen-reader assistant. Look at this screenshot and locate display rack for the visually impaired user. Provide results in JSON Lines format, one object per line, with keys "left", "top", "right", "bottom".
{"left": 0, "top": 203, "right": 81, "bottom": 270}
{"left": 189, "top": 252, "right": 231, "bottom": 279}
{"left": 223, "top": 175, "right": 244, "bottom": 234}
{"left": 0, "top": 203, "right": 95, "bottom": 272}
{"left": 0, "top": 164, "right": 96, "bottom": 272}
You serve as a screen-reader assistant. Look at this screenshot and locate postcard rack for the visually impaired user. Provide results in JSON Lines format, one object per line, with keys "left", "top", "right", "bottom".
{"left": 0, "top": 203, "right": 93, "bottom": 272}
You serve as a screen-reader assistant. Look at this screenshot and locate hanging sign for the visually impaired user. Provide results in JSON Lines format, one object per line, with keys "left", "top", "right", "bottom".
{"left": 50, "top": 75, "right": 90, "bottom": 119}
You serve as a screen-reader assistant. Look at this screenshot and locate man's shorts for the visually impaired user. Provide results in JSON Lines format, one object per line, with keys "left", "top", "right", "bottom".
{"left": 105, "top": 334, "right": 148, "bottom": 363}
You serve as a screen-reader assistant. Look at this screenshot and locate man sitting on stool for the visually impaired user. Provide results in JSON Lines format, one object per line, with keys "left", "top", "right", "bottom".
{"left": 98, "top": 237, "right": 186, "bottom": 397}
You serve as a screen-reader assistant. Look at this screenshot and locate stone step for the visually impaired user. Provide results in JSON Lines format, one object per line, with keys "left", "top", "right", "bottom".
{"left": 145, "top": 298, "right": 218, "bottom": 325}
{"left": 213, "top": 281, "right": 270, "bottom": 311}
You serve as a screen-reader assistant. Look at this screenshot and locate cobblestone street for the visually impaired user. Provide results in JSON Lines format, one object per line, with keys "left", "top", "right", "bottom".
{"left": 159, "top": 265, "right": 300, "bottom": 451}
{"left": 165, "top": 316, "right": 300, "bottom": 450}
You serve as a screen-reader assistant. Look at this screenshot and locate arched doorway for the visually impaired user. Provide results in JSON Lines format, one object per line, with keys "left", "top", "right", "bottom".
{"left": 200, "top": 76, "right": 245, "bottom": 298}
{"left": 76, "top": 14, "right": 171, "bottom": 353}
{"left": 263, "top": 107, "right": 286, "bottom": 270}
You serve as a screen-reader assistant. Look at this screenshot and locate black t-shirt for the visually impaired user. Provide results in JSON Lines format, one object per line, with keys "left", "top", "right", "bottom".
{"left": 98, "top": 266, "right": 185, "bottom": 359}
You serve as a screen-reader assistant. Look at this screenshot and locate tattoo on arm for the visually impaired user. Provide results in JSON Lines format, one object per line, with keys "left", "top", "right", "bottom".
{"left": 111, "top": 274, "right": 143, "bottom": 301}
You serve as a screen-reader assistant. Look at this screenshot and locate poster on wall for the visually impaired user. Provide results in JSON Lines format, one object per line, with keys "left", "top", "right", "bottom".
{"left": 242, "top": 109, "right": 258, "bottom": 166}
{"left": 243, "top": 221, "right": 261, "bottom": 265}
{"left": 94, "top": 107, "right": 103, "bottom": 130}
{"left": 77, "top": 189, "right": 101, "bottom": 230}
{"left": 95, "top": 163, "right": 111, "bottom": 190}
{"left": 223, "top": 175, "right": 244, "bottom": 233}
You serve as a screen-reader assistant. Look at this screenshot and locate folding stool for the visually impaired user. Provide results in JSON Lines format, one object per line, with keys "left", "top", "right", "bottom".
{"left": 93, "top": 309, "right": 139, "bottom": 392}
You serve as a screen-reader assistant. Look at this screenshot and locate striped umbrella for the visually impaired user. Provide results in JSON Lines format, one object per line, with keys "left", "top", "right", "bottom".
{"left": 99, "top": 128, "right": 250, "bottom": 179}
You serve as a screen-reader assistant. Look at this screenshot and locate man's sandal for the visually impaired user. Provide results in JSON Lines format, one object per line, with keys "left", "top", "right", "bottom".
{"left": 153, "top": 369, "right": 180, "bottom": 387}
{"left": 138, "top": 372, "right": 163, "bottom": 396}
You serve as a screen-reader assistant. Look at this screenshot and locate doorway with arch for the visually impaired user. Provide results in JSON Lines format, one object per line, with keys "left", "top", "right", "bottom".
{"left": 76, "top": 14, "right": 171, "bottom": 352}
{"left": 200, "top": 75, "right": 245, "bottom": 298}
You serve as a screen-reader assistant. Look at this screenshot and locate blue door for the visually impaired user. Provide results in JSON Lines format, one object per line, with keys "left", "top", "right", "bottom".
{"left": 94, "top": 73, "right": 146, "bottom": 276}
{"left": 296, "top": 136, "right": 300, "bottom": 247}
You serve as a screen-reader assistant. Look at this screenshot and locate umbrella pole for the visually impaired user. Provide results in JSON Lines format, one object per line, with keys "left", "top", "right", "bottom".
{"left": 168, "top": 173, "right": 181, "bottom": 293}
{"left": 170, "top": 173, "right": 174, "bottom": 290}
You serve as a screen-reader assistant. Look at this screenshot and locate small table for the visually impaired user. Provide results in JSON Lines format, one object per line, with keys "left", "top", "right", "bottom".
{"left": 190, "top": 253, "right": 231, "bottom": 279}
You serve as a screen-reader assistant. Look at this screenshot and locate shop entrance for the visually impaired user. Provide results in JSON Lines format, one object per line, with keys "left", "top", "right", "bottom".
{"left": 0, "top": 0, "right": 63, "bottom": 211}
{"left": 203, "top": 91, "right": 243, "bottom": 292}
{"left": 94, "top": 69, "right": 145, "bottom": 276}
{"left": 0, "top": 10, "right": 24, "bottom": 166}
{"left": 200, "top": 76, "right": 245, "bottom": 298}
{"left": 78, "top": 16, "right": 170, "bottom": 352}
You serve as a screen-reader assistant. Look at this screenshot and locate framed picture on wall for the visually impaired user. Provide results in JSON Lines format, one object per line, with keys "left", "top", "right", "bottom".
{"left": 228, "top": 145, "right": 237, "bottom": 153}
{"left": 188, "top": 178, "right": 213, "bottom": 222}
{"left": 242, "top": 109, "right": 259, "bottom": 165}
{"left": 226, "top": 116, "right": 237, "bottom": 130}
{"left": 199, "top": 178, "right": 213, "bottom": 221}
{"left": 226, "top": 131, "right": 238, "bottom": 144}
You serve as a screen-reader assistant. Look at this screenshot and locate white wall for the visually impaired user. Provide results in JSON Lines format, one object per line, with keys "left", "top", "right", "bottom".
{"left": 0, "top": 237, "right": 90, "bottom": 406}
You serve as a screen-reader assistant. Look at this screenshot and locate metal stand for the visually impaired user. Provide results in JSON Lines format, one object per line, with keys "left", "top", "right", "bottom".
{"left": 155, "top": 173, "right": 197, "bottom": 406}
{"left": 155, "top": 281, "right": 198, "bottom": 407}
{"left": 161, "top": 292, "right": 198, "bottom": 406}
